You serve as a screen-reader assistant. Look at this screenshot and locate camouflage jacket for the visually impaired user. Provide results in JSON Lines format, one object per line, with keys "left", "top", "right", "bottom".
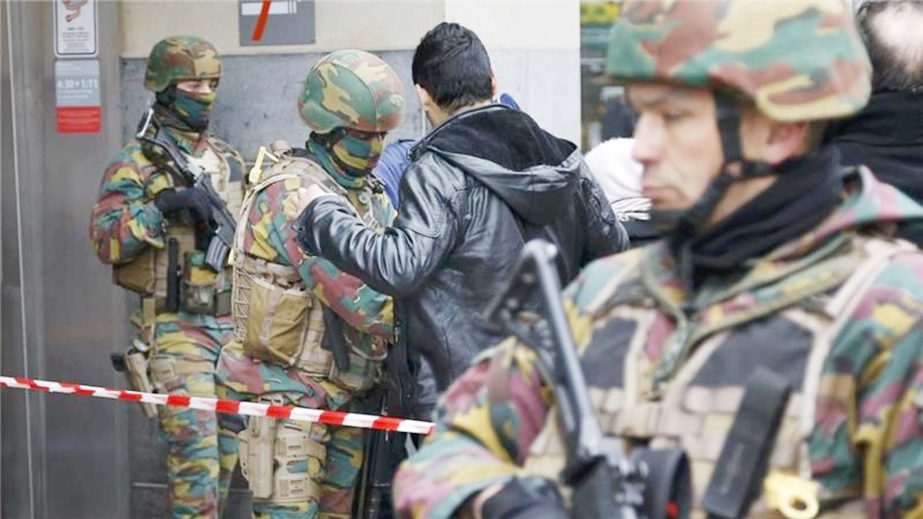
{"left": 394, "top": 168, "right": 923, "bottom": 518}
{"left": 89, "top": 127, "right": 245, "bottom": 265}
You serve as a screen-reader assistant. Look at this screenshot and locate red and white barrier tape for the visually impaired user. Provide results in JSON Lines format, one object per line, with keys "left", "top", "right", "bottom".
{"left": 0, "top": 375, "right": 435, "bottom": 435}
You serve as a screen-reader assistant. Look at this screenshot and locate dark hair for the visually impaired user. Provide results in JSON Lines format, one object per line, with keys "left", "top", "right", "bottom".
{"left": 412, "top": 22, "right": 493, "bottom": 111}
{"left": 858, "top": 0, "right": 923, "bottom": 92}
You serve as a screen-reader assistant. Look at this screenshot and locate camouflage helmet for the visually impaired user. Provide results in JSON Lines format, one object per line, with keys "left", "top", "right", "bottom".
{"left": 606, "top": 0, "right": 872, "bottom": 121}
{"left": 144, "top": 36, "right": 221, "bottom": 93}
{"left": 298, "top": 49, "right": 405, "bottom": 134}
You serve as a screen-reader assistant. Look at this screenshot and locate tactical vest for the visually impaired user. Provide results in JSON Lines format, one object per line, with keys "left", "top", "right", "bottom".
{"left": 231, "top": 143, "right": 390, "bottom": 392}
{"left": 523, "top": 236, "right": 912, "bottom": 518}
{"left": 113, "top": 137, "right": 244, "bottom": 317}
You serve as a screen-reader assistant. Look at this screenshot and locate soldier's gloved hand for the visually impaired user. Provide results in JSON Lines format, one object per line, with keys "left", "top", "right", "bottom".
{"left": 479, "top": 477, "right": 566, "bottom": 519}
{"left": 154, "top": 187, "right": 213, "bottom": 224}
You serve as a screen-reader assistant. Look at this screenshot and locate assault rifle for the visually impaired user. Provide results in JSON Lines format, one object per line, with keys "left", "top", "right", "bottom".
{"left": 136, "top": 107, "right": 236, "bottom": 272}
{"left": 486, "top": 240, "right": 692, "bottom": 519}
{"left": 355, "top": 389, "right": 393, "bottom": 519}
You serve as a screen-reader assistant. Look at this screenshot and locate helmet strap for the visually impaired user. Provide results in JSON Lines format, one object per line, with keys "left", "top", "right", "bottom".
{"left": 667, "top": 92, "right": 776, "bottom": 291}
{"left": 668, "top": 94, "right": 744, "bottom": 241}
{"left": 716, "top": 92, "right": 743, "bottom": 165}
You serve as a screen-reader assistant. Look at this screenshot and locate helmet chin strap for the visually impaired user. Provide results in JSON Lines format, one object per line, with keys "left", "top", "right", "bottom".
{"left": 664, "top": 92, "right": 776, "bottom": 296}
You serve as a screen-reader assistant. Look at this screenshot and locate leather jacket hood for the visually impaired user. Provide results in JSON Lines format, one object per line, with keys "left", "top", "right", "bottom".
{"left": 416, "top": 104, "right": 580, "bottom": 226}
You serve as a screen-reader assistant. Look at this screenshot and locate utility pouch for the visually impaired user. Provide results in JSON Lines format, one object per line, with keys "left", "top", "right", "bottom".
{"left": 181, "top": 250, "right": 231, "bottom": 316}
{"left": 112, "top": 227, "right": 197, "bottom": 301}
{"left": 234, "top": 256, "right": 327, "bottom": 370}
{"left": 239, "top": 415, "right": 278, "bottom": 499}
{"left": 149, "top": 356, "right": 180, "bottom": 393}
{"left": 113, "top": 248, "right": 157, "bottom": 295}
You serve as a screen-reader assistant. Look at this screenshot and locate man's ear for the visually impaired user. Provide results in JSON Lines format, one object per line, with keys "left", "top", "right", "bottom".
{"left": 764, "top": 120, "right": 809, "bottom": 165}
{"left": 416, "top": 84, "right": 436, "bottom": 112}
{"left": 489, "top": 69, "right": 497, "bottom": 98}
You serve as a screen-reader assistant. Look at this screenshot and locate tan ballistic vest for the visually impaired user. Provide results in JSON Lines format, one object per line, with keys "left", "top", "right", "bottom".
{"left": 231, "top": 145, "right": 387, "bottom": 391}
{"left": 524, "top": 237, "right": 911, "bottom": 518}
{"left": 114, "top": 139, "right": 244, "bottom": 317}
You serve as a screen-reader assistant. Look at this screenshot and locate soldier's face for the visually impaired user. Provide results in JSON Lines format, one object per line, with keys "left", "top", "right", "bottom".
{"left": 628, "top": 82, "right": 809, "bottom": 226}
{"left": 627, "top": 83, "right": 725, "bottom": 214}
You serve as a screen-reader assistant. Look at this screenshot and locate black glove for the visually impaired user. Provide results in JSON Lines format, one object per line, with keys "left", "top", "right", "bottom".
{"left": 480, "top": 477, "right": 567, "bottom": 519}
{"left": 154, "top": 187, "right": 213, "bottom": 224}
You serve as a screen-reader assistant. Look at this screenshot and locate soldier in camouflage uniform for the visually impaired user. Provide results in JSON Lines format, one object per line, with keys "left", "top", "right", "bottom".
{"left": 394, "top": 1, "right": 923, "bottom": 517}
{"left": 89, "top": 36, "right": 245, "bottom": 518}
{"left": 214, "top": 49, "right": 403, "bottom": 518}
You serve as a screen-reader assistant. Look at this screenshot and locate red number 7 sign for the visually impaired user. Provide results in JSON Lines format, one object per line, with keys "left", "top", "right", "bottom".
{"left": 252, "top": 0, "right": 272, "bottom": 41}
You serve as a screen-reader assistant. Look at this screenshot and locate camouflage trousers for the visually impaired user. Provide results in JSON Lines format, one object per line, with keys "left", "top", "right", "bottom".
{"left": 150, "top": 312, "right": 244, "bottom": 519}
{"left": 215, "top": 340, "right": 364, "bottom": 519}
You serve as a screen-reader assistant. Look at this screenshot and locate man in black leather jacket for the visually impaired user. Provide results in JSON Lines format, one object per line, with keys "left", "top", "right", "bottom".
{"left": 293, "top": 24, "right": 628, "bottom": 392}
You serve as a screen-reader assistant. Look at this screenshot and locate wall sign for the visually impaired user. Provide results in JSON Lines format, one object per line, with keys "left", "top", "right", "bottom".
{"left": 55, "top": 59, "right": 102, "bottom": 134}
{"left": 240, "top": 0, "right": 316, "bottom": 46}
{"left": 54, "top": 0, "right": 98, "bottom": 57}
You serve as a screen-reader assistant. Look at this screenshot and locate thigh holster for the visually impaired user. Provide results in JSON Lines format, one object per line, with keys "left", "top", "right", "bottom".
{"left": 239, "top": 414, "right": 325, "bottom": 504}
